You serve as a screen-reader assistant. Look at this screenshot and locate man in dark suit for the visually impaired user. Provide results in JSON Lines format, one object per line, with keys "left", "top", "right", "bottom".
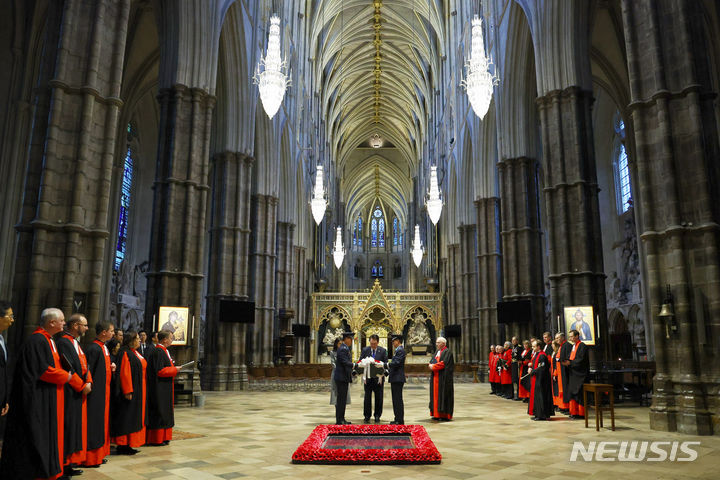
{"left": 333, "top": 332, "right": 354, "bottom": 425}
{"left": 0, "top": 300, "right": 14, "bottom": 419}
{"left": 359, "top": 334, "right": 388, "bottom": 423}
{"left": 388, "top": 334, "right": 406, "bottom": 425}
{"left": 138, "top": 329, "right": 149, "bottom": 357}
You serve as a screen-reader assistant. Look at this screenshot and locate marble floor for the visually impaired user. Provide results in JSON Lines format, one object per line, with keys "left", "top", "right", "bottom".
{"left": 80, "top": 382, "right": 720, "bottom": 480}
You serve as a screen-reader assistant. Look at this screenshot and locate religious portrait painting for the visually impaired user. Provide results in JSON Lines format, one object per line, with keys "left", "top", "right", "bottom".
{"left": 563, "top": 305, "right": 596, "bottom": 345}
{"left": 158, "top": 306, "right": 189, "bottom": 346}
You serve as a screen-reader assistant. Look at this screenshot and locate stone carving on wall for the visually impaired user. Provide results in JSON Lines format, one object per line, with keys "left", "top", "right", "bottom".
{"left": 617, "top": 209, "right": 640, "bottom": 304}
{"left": 407, "top": 315, "right": 431, "bottom": 345}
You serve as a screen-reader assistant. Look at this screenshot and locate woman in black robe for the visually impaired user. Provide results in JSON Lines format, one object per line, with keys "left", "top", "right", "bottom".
{"left": 110, "top": 331, "right": 147, "bottom": 454}
{"left": 146, "top": 330, "right": 178, "bottom": 445}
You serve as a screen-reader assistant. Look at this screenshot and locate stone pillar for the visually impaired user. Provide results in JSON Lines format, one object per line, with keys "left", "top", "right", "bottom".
{"left": 475, "top": 197, "right": 501, "bottom": 380}
{"left": 459, "top": 225, "right": 479, "bottom": 363}
{"left": 445, "top": 244, "right": 461, "bottom": 359}
{"left": 537, "top": 86, "right": 608, "bottom": 364}
{"left": 622, "top": 0, "right": 720, "bottom": 435}
{"left": 276, "top": 222, "right": 295, "bottom": 333}
{"left": 145, "top": 84, "right": 215, "bottom": 366}
{"left": 497, "top": 157, "right": 545, "bottom": 339}
{"left": 293, "top": 246, "right": 308, "bottom": 362}
{"left": 13, "top": 0, "right": 130, "bottom": 337}
{"left": 250, "top": 194, "right": 278, "bottom": 367}
{"left": 202, "top": 152, "right": 253, "bottom": 391}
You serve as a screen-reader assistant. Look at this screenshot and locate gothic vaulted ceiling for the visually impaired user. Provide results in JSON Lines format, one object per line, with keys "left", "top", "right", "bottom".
{"left": 309, "top": 0, "right": 444, "bottom": 225}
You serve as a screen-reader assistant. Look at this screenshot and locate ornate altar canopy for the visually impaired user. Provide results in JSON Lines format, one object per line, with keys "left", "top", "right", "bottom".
{"left": 311, "top": 280, "right": 442, "bottom": 362}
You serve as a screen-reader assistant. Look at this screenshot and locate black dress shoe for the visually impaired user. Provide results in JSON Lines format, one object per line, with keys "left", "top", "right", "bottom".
{"left": 343, "top": 420, "right": 352, "bottom": 425}
{"left": 532, "top": 417, "right": 547, "bottom": 421}
{"left": 162, "top": 440, "right": 170, "bottom": 445}
{"left": 513, "top": 397, "right": 522, "bottom": 401}
{"left": 522, "top": 398, "right": 529, "bottom": 403}
{"left": 374, "top": 416, "right": 381, "bottom": 423}
{"left": 64, "top": 467, "right": 83, "bottom": 476}
{"left": 363, "top": 417, "right": 370, "bottom": 424}
{"left": 116, "top": 445, "right": 139, "bottom": 455}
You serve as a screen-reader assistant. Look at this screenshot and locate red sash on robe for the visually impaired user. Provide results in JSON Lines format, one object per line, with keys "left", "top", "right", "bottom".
{"left": 500, "top": 350, "right": 512, "bottom": 384}
{"left": 430, "top": 347, "right": 451, "bottom": 419}
{"left": 553, "top": 342, "right": 569, "bottom": 409}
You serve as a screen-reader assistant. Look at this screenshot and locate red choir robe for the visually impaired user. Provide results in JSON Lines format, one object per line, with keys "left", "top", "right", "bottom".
{"left": 146, "top": 344, "right": 179, "bottom": 445}
{"left": 429, "top": 346, "right": 454, "bottom": 420}
{"left": 518, "top": 348, "right": 531, "bottom": 398}
{"left": 110, "top": 347, "right": 147, "bottom": 448}
{"left": 56, "top": 333, "right": 92, "bottom": 466}
{"left": 83, "top": 339, "right": 113, "bottom": 467}
{"left": 500, "top": 349, "right": 512, "bottom": 385}
{"left": 488, "top": 352, "right": 498, "bottom": 384}
{"left": 0, "top": 328, "right": 70, "bottom": 480}
{"left": 528, "top": 350, "right": 553, "bottom": 420}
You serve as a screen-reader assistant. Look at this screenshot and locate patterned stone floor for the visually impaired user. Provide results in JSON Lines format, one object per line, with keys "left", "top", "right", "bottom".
{"left": 80, "top": 382, "right": 720, "bottom": 479}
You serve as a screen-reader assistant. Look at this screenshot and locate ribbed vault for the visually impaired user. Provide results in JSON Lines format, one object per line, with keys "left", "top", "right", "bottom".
{"left": 309, "top": 0, "right": 444, "bottom": 225}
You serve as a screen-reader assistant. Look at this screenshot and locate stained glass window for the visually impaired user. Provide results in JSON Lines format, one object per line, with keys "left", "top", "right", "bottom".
{"left": 614, "top": 114, "right": 632, "bottom": 213}
{"left": 115, "top": 142, "right": 133, "bottom": 270}
{"left": 393, "top": 218, "right": 398, "bottom": 246}
{"left": 371, "top": 206, "right": 384, "bottom": 248}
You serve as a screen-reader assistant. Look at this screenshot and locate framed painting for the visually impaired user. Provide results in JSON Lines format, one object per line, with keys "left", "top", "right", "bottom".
{"left": 563, "top": 305, "right": 596, "bottom": 345}
{"left": 157, "top": 306, "right": 189, "bottom": 346}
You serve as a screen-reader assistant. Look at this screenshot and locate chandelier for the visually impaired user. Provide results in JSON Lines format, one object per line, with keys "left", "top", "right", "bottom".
{"left": 333, "top": 226, "right": 345, "bottom": 269}
{"left": 411, "top": 224, "right": 424, "bottom": 267}
{"left": 255, "top": 15, "right": 289, "bottom": 119}
{"left": 310, "top": 165, "right": 327, "bottom": 225}
{"left": 462, "top": 14, "right": 495, "bottom": 120}
{"left": 426, "top": 166, "right": 443, "bottom": 225}
{"left": 370, "top": 134, "right": 383, "bottom": 148}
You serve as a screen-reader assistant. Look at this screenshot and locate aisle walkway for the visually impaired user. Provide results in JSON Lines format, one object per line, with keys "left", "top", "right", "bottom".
{"left": 81, "top": 383, "right": 720, "bottom": 479}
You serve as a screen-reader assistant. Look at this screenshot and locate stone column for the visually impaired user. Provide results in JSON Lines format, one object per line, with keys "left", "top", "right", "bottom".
{"left": 13, "top": 0, "right": 130, "bottom": 336}
{"left": 145, "top": 85, "right": 215, "bottom": 366}
{"left": 202, "top": 152, "right": 253, "bottom": 391}
{"left": 498, "top": 157, "right": 545, "bottom": 339}
{"left": 250, "top": 194, "right": 278, "bottom": 367}
{"left": 276, "top": 222, "right": 295, "bottom": 332}
{"left": 622, "top": 0, "right": 720, "bottom": 435}
{"left": 537, "top": 86, "right": 608, "bottom": 362}
{"left": 444, "top": 244, "right": 460, "bottom": 358}
{"left": 475, "top": 197, "right": 501, "bottom": 380}
{"left": 459, "top": 225, "right": 479, "bottom": 363}
{"left": 293, "top": 246, "right": 308, "bottom": 362}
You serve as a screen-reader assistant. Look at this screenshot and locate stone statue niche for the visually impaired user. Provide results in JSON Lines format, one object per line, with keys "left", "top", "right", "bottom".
{"left": 403, "top": 308, "right": 435, "bottom": 356}
{"left": 317, "top": 307, "right": 350, "bottom": 356}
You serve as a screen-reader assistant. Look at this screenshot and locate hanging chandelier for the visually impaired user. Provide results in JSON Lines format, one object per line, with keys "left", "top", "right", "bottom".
{"left": 333, "top": 226, "right": 345, "bottom": 269}
{"left": 411, "top": 224, "right": 424, "bottom": 267}
{"left": 426, "top": 166, "right": 443, "bottom": 225}
{"left": 255, "top": 14, "right": 289, "bottom": 119}
{"left": 462, "top": 14, "right": 495, "bottom": 120}
{"left": 310, "top": 165, "right": 327, "bottom": 225}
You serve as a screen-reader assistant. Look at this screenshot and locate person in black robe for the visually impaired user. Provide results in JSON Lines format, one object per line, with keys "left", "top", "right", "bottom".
{"left": 388, "top": 334, "right": 406, "bottom": 425}
{"left": 110, "top": 331, "right": 147, "bottom": 454}
{"left": 527, "top": 340, "right": 553, "bottom": 421}
{"left": 83, "top": 321, "right": 116, "bottom": 468}
{"left": 146, "top": 330, "right": 179, "bottom": 445}
{"left": 333, "top": 332, "right": 354, "bottom": 425}
{"left": 510, "top": 337, "right": 522, "bottom": 400}
{"left": 429, "top": 337, "right": 454, "bottom": 421}
{"left": 1, "top": 307, "right": 71, "bottom": 480}
{"left": 556, "top": 332, "right": 572, "bottom": 414}
{"left": 562, "top": 329, "right": 590, "bottom": 419}
{"left": 0, "top": 301, "right": 14, "bottom": 420}
{"left": 55, "top": 314, "right": 92, "bottom": 476}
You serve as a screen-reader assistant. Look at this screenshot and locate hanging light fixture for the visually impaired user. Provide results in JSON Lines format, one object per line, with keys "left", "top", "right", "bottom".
{"left": 310, "top": 165, "right": 327, "bottom": 225}
{"left": 462, "top": 14, "right": 495, "bottom": 120}
{"left": 426, "top": 166, "right": 443, "bottom": 225}
{"left": 411, "top": 224, "right": 424, "bottom": 267}
{"left": 254, "top": 14, "right": 289, "bottom": 119}
{"left": 333, "top": 226, "right": 345, "bottom": 269}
